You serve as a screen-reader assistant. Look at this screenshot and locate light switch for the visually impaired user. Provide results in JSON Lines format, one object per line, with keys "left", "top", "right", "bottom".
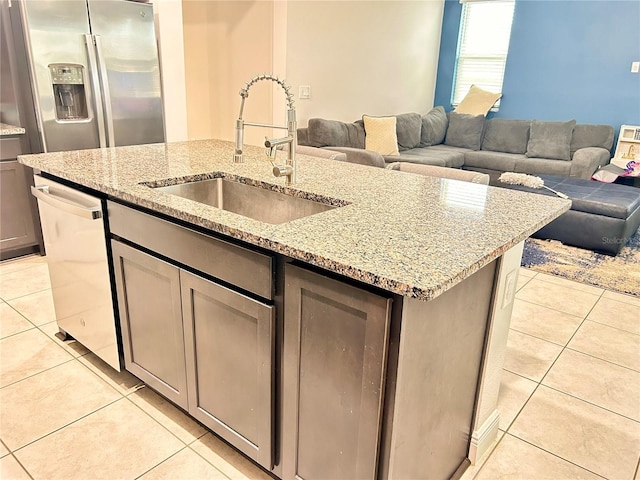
{"left": 299, "top": 85, "right": 311, "bottom": 99}
{"left": 632, "top": 62, "right": 640, "bottom": 73}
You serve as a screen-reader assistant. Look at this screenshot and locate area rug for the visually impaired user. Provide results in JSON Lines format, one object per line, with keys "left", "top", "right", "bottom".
{"left": 521, "top": 229, "right": 640, "bottom": 297}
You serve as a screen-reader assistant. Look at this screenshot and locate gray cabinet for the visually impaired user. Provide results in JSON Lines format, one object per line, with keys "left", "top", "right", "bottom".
{"left": 110, "top": 214, "right": 275, "bottom": 469}
{"left": 282, "top": 264, "right": 392, "bottom": 480}
{"left": 111, "top": 240, "right": 188, "bottom": 409}
{"left": 0, "top": 157, "right": 39, "bottom": 256}
{"left": 182, "top": 271, "right": 274, "bottom": 469}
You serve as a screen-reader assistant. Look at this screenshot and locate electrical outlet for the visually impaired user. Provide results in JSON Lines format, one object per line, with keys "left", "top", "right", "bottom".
{"left": 299, "top": 85, "right": 311, "bottom": 99}
{"left": 632, "top": 62, "right": 640, "bottom": 73}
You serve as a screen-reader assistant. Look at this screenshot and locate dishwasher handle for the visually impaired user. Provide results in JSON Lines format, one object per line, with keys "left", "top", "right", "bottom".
{"left": 31, "top": 185, "right": 102, "bottom": 220}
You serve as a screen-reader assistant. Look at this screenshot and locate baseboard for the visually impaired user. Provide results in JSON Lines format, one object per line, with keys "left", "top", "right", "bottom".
{"left": 468, "top": 409, "right": 500, "bottom": 464}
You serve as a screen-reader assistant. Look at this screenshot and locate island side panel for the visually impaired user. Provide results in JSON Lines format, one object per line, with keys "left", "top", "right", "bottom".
{"left": 384, "top": 260, "right": 497, "bottom": 480}
{"left": 468, "top": 241, "right": 524, "bottom": 463}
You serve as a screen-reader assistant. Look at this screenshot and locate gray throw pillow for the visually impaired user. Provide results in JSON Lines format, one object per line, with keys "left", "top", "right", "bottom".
{"left": 420, "top": 106, "right": 448, "bottom": 147}
{"left": 526, "top": 120, "right": 576, "bottom": 160}
{"left": 481, "top": 119, "right": 530, "bottom": 154}
{"left": 307, "top": 118, "right": 366, "bottom": 149}
{"left": 444, "top": 112, "right": 485, "bottom": 151}
{"left": 395, "top": 113, "right": 422, "bottom": 151}
{"left": 570, "top": 124, "right": 614, "bottom": 156}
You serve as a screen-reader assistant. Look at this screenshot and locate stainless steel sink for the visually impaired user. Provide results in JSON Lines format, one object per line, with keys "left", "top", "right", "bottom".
{"left": 151, "top": 177, "right": 342, "bottom": 224}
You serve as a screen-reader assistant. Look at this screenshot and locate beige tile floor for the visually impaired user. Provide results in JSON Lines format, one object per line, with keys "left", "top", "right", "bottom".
{"left": 0, "top": 255, "right": 638, "bottom": 480}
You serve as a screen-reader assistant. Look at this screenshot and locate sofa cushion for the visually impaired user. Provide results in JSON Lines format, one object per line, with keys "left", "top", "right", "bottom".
{"left": 363, "top": 115, "right": 399, "bottom": 156}
{"left": 463, "top": 151, "right": 521, "bottom": 172}
{"left": 514, "top": 157, "right": 571, "bottom": 176}
{"left": 570, "top": 124, "right": 615, "bottom": 156}
{"left": 481, "top": 119, "right": 530, "bottom": 154}
{"left": 526, "top": 119, "right": 576, "bottom": 161}
{"left": 395, "top": 113, "right": 422, "bottom": 151}
{"left": 454, "top": 85, "right": 502, "bottom": 116}
{"left": 307, "top": 118, "right": 365, "bottom": 149}
{"left": 445, "top": 112, "right": 485, "bottom": 151}
{"left": 420, "top": 106, "right": 448, "bottom": 147}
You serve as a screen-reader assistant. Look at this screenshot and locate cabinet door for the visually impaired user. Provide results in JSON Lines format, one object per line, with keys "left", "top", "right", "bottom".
{"left": 181, "top": 270, "right": 274, "bottom": 469}
{"left": 283, "top": 265, "right": 392, "bottom": 480}
{"left": 111, "top": 241, "right": 188, "bottom": 409}
{"left": 0, "top": 160, "right": 38, "bottom": 252}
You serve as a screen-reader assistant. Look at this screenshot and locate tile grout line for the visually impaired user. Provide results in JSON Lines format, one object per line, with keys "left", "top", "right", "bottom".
{"left": 501, "top": 289, "right": 630, "bottom": 476}
{"left": 123, "top": 393, "right": 233, "bottom": 480}
{"left": 525, "top": 268, "right": 637, "bottom": 300}
{"left": 530, "top": 274, "right": 606, "bottom": 295}
{"left": 11, "top": 395, "right": 125, "bottom": 455}
{"left": 503, "top": 432, "right": 610, "bottom": 480}
{"left": 539, "top": 383, "right": 640, "bottom": 425}
{"left": 563, "top": 345, "right": 640, "bottom": 374}
{"left": 1, "top": 437, "right": 35, "bottom": 480}
{"left": 502, "top": 290, "right": 603, "bottom": 435}
{"left": 0, "top": 356, "right": 76, "bottom": 391}
{"left": 577, "top": 318, "right": 640, "bottom": 338}
{"left": 535, "top": 289, "right": 603, "bottom": 387}
{"left": 0, "top": 287, "right": 51, "bottom": 304}
{"left": 514, "top": 294, "right": 600, "bottom": 319}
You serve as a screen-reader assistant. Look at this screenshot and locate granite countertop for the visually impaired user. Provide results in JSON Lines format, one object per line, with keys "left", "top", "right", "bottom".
{"left": 19, "top": 139, "right": 570, "bottom": 300}
{"left": 0, "top": 123, "right": 26, "bottom": 136}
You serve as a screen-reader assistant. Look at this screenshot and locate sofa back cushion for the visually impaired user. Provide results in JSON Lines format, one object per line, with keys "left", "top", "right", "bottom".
{"left": 307, "top": 118, "right": 365, "bottom": 149}
{"left": 420, "top": 106, "right": 448, "bottom": 147}
{"left": 526, "top": 120, "right": 576, "bottom": 161}
{"left": 481, "top": 119, "right": 530, "bottom": 154}
{"left": 395, "top": 113, "right": 422, "bottom": 151}
{"left": 444, "top": 112, "right": 485, "bottom": 151}
{"left": 570, "top": 124, "right": 614, "bottom": 156}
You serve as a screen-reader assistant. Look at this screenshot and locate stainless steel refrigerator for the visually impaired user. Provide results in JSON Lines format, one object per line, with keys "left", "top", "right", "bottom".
{"left": 10, "top": 0, "right": 164, "bottom": 153}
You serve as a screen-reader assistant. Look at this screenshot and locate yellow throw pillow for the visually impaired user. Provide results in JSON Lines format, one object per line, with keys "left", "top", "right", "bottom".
{"left": 363, "top": 115, "right": 399, "bottom": 156}
{"left": 454, "top": 85, "right": 502, "bottom": 116}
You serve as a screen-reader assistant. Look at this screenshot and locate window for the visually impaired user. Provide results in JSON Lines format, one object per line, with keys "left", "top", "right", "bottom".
{"left": 452, "top": 0, "right": 515, "bottom": 107}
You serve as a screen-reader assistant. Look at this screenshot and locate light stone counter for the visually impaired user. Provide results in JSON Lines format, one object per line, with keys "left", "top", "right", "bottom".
{"left": 0, "top": 123, "right": 26, "bottom": 136}
{"left": 19, "top": 139, "right": 569, "bottom": 301}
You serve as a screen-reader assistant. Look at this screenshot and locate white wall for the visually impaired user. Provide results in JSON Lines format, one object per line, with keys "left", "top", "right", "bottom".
{"left": 286, "top": 1, "right": 445, "bottom": 126}
{"left": 182, "top": 1, "right": 277, "bottom": 146}
{"left": 177, "top": 1, "right": 445, "bottom": 141}
{"left": 154, "top": 0, "right": 188, "bottom": 142}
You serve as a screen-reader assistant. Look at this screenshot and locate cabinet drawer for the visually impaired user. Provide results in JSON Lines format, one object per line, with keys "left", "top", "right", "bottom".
{"left": 0, "top": 137, "right": 23, "bottom": 161}
{"left": 108, "top": 201, "right": 273, "bottom": 299}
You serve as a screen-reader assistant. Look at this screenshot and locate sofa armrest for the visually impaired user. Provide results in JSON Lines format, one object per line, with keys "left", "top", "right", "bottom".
{"left": 387, "top": 162, "right": 490, "bottom": 184}
{"left": 296, "top": 145, "right": 347, "bottom": 162}
{"left": 570, "top": 147, "right": 611, "bottom": 179}
{"left": 324, "top": 147, "right": 386, "bottom": 168}
{"left": 297, "top": 128, "right": 310, "bottom": 146}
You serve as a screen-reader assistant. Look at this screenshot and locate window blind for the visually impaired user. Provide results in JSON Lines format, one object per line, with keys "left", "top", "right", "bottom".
{"left": 452, "top": 1, "right": 515, "bottom": 106}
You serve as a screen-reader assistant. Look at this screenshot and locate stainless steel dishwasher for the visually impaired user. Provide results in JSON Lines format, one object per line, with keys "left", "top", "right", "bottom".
{"left": 32, "top": 174, "right": 120, "bottom": 371}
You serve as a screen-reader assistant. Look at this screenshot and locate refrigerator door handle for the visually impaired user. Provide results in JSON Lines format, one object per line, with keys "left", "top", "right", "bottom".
{"left": 85, "top": 34, "right": 107, "bottom": 148}
{"left": 94, "top": 35, "right": 115, "bottom": 147}
{"left": 31, "top": 185, "right": 102, "bottom": 220}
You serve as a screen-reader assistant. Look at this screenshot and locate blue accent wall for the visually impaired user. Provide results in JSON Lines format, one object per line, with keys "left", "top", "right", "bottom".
{"left": 434, "top": 0, "right": 640, "bottom": 129}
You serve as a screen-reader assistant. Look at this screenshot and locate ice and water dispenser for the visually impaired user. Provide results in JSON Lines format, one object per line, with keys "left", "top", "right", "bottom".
{"left": 49, "top": 64, "right": 88, "bottom": 121}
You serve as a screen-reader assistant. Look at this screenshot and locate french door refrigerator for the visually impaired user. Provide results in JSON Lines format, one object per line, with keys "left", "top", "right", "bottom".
{"left": 11, "top": 0, "right": 164, "bottom": 153}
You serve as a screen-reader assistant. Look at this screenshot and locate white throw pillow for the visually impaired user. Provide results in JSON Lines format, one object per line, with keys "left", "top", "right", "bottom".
{"left": 363, "top": 115, "right": 399, "bottom": 156}
{"left": 454, "top": 85, "right": 502, "bottom": 116}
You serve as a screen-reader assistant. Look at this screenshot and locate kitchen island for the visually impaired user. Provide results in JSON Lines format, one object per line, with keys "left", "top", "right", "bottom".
{"left": 20, "top": 139, "right": 569, "bottom": 480}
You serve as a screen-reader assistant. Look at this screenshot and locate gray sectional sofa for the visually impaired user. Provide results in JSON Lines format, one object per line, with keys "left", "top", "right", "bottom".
{"left": 297, "top": 108, "right": 614, "bottom": 180}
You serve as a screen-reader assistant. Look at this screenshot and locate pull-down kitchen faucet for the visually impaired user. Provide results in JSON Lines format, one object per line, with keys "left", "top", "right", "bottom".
{"left": 234, "top": 74, "right": 297, "bottom": 185}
